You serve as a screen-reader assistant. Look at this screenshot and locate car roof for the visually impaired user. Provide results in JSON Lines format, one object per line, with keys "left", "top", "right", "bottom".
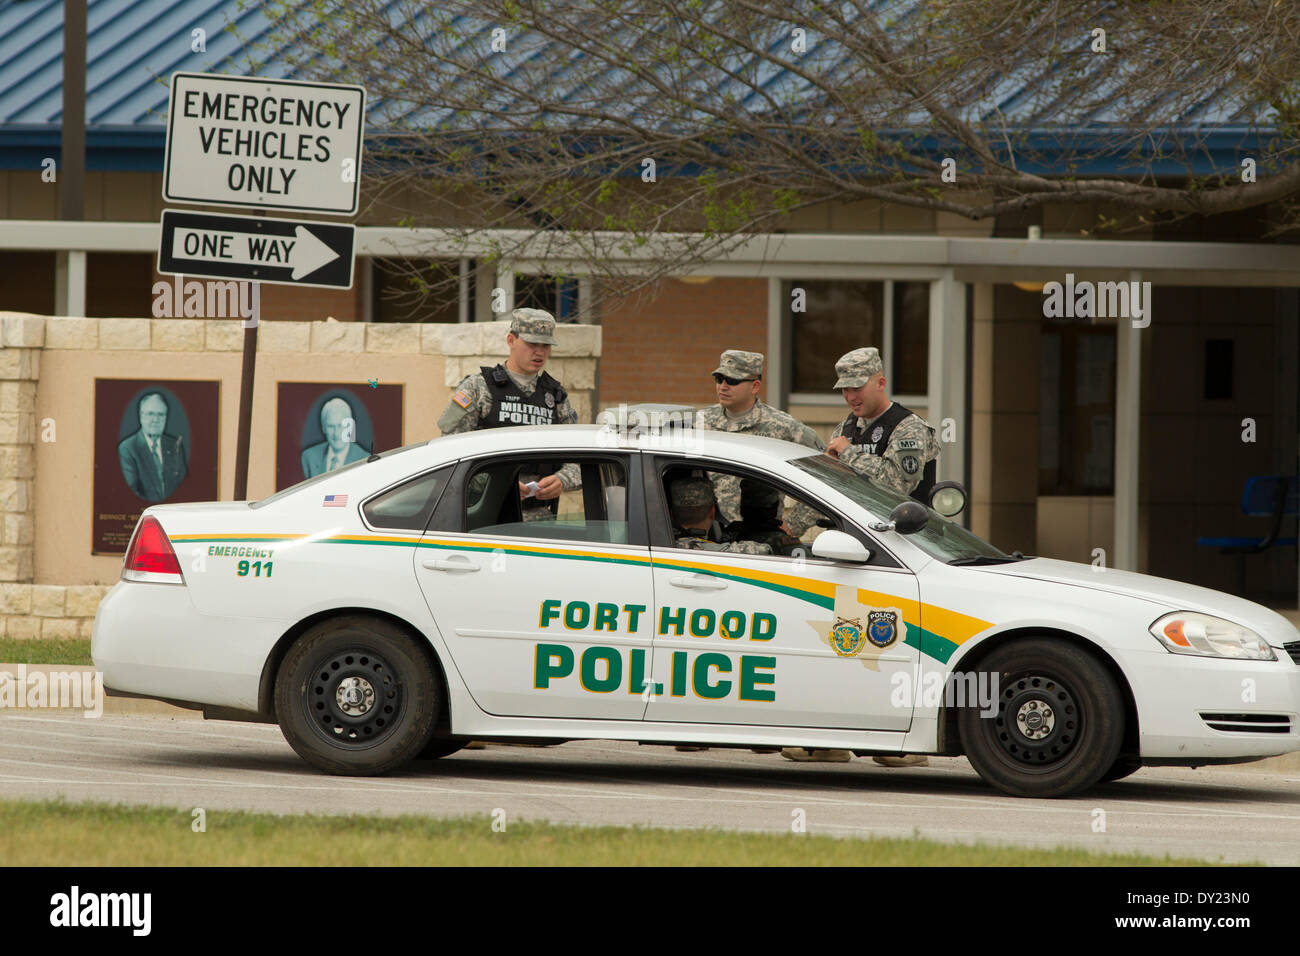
{"left": 427, "top": 424, "right": 823, "bottom": 462}
{"left": 249, "top": 425, "right": 826, "bottom": 511}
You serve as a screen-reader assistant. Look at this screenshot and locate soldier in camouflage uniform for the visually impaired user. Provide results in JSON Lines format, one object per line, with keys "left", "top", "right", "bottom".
{"left": 669, "top": 477, "right": 772, "bottom": 555}
{"left": 695, "top": 350, "right": 823, "bottom": 525}
{"left": 826, "top": 347, "right": 941, "bottom": 502}
{"left": 437, "top": 309, "right": 581, "bottom": 510}
{"left": 784, "top": 346, "right": 936, "bottom": 768}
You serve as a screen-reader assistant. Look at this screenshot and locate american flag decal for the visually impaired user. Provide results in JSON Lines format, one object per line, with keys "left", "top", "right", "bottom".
{"left": 323, "top": 494, "right": 348, "bottom": 507}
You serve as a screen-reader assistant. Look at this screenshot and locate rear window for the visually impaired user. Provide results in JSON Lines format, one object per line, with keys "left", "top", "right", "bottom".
{"left": 249, "top": 441, "right": 433, "bottom": 509}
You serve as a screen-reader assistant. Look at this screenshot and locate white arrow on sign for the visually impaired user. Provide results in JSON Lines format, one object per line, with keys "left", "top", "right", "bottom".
{"left": 171, "top": 224, "right": 340, "bottom": 279}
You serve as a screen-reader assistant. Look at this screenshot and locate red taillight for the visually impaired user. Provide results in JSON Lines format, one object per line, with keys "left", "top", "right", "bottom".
{"left": 123, "top": 516, "right": 182, "bottom": 576}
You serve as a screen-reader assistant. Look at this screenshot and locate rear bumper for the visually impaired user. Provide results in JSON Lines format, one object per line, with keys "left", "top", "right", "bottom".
{"left": 92, "top": 580, "right": 284, "bottom": 713}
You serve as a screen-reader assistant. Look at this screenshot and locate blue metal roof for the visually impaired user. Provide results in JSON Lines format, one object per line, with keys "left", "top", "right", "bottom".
{"left": 0, "top": 0, "right": 1281, "bottom": 174}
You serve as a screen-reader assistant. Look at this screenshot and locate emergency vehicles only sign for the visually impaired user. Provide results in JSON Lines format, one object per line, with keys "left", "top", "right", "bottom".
{"left": 162, "top": 73, "right": 365, "bottom": 216}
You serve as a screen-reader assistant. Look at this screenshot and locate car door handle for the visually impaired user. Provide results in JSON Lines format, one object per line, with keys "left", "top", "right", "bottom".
{"left": 423, "top": 556, "right": 481, "bottom": 573}
{"left": 669, "top": 574, "right": 727, "bottom": 590}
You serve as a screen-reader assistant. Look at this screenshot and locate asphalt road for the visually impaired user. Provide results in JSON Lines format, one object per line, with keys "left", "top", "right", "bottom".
{"left": 2, "top": 712, "right": 1298, "bottom": 865}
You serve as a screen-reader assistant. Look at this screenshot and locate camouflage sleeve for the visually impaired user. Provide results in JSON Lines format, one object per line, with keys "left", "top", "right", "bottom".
{"left": 679, "top": 537, "right": 772, "bottom": 555}
{"left": 719, "top": 540, "right": 773, "bottom": 555}
{"left": 840, "top": 416, "right": 939, "bottom": 497}
{"left": 437, "top": 374, "right": 487, "bottom": 435}
{"left": 555, "top": 461, "right": 582, "bottom": 491}
{"left": 783, "top": 498, "right": 824, "bottom": 538}
{"left": 556, "top": 390, "right": 579, "bottom": 425}
{"left": 799, "top": 424, "right": 825, "bottom": 452}
{"left": 707, "top": 471, "right": 743, "bottom": 525}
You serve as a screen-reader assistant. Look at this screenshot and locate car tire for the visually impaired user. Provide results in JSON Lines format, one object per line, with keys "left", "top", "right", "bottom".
{"left": 1098, "top": 755, "right": 1142, "bottom": 783}
{"left": 275, "top": 616, "right": 439, "bottom": 776}
{"left": 958, "top": 638, "right": 1124, "bottom": 798}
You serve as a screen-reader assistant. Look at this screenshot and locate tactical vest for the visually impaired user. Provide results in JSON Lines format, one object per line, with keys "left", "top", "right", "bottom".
{"left": 480, "top": 365, "right": 567, "bottom": 428}
{"left": 841, "top": 401, "right": 936, "bottom": 504}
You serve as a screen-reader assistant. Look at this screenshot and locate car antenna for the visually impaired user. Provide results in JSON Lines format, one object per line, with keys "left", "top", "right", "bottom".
{"left": 366, "top": 452, "right": 381, "bottom": 462}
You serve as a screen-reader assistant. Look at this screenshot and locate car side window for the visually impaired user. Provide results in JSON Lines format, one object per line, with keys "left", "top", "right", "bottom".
{"left": 463, "top": 456, "right": 630, "bottom": 544}
{"left": 362, "top": 465, "right": 454, "bottom": 531}
{"left": 656, "top": 461, "right": 899, "bottom": 567}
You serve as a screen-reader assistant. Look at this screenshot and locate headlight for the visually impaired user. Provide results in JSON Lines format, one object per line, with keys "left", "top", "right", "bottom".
{"left": 1149, "top": 612, "right": 1277, "bottom": 661}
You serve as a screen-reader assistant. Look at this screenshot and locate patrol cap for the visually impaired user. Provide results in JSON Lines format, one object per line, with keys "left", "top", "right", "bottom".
{"left": 833, "top": 347, "right": 884, "bottom": 389}
{"left": 712, "top": 350, "right": 764, "bottom": 381}
{"left": 669, "top": 477, "right": 715, "bottom": 510}
{"left": 510, "top": 308, "right": 558, "bottom": 345}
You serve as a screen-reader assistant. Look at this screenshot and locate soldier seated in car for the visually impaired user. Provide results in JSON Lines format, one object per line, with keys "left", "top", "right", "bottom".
{"left": 668, "top": 477, "right": 772, "bottom": 555}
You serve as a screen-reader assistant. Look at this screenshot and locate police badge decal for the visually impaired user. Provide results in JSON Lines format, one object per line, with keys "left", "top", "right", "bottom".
{"left": 867, "top": 609, "right": 900, "bottom": 649}
{"left": 545, "top": 392, "right": 555, "bottom": 408}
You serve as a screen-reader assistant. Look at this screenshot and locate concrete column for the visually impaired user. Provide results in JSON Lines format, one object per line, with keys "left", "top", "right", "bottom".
{"left": 766, "top": 277, "right": 784, "bottom": 407}
{"left": 928, "top": 268, "right": 967, "bottom": 492}
{"left": 54, "top": 250, "right": 87, "bottom": 317}
{"left": 1113, "top": 270, "right": 1143, "bottom": 571}
{"left": 473, "top": 262, "right": 496, "bottom": 322}
{"left": 0, "top": 315, "right": 42, "bottom": 583}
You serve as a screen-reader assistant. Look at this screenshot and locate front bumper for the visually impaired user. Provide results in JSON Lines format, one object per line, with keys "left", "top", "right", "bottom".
{"left": 1120, "top": 645, "right": 1300, "bottom": 760}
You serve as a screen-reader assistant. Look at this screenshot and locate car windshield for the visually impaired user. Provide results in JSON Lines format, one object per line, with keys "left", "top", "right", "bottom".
{"left": 249, "top": 441, "right": 434, "bottom": 509}
{"left": 791, "top": 454, "right": 1012, "bottom": 564}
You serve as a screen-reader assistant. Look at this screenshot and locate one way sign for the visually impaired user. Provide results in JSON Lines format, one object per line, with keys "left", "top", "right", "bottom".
{"left": 158, "top": 209, "right": 356, "bottom": 289}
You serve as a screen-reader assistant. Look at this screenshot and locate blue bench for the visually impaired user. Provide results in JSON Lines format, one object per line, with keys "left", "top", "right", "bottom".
{"left": 1197, "top": 475, "right": 1298, "bottom": 594}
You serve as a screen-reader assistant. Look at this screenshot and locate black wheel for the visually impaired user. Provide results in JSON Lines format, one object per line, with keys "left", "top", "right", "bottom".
{"left": 275, "top": 615, "right": 439, "bottom": 775}
{"left": 419, "top": 736, "right": 469, "bottom": 760}
{"left": 958, "top": 638, "right": 1124, "bottom": 797}
{"left": 1098, "top": 755, "right": 1142, "bottom": 783}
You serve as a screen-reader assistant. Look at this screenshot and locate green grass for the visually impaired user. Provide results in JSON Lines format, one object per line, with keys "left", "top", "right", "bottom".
{"left": 0, "top": 638, "right": 92, "bottom": 666}
{"left": 0, "top": 799, "right": 1243, "bottom": 866}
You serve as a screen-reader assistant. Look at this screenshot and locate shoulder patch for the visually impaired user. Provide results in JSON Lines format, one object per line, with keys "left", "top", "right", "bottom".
{"left": 895, "top": 439, "right": 923, "bottom": 450}
{"left": 451, "top": 389, "right": 472, "bottom": 409}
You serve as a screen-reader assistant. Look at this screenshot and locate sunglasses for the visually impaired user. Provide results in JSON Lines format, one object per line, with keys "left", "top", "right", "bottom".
{"left": 712, "top": 373, "right": 755, "bottom": 386}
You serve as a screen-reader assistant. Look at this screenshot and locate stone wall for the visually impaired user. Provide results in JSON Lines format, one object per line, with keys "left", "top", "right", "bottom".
{"left": 0, "top": 583, "right": 111, "bottom": 640}
{"left": 0, "top": 313, "right": 602, "bottom": 629}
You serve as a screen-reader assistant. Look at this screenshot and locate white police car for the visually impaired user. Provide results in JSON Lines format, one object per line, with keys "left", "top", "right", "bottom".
{"left": 92, "top": 422, "right": 1300, "bottom": 797}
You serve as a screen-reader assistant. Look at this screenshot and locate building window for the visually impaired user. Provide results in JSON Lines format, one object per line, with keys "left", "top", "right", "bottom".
{"left": 515, "top": 274, "right": 579, "bottom": 320}
{"left": 784, "top": 279, "right": 929, "bottom": 397}
{"left": 372, "top": 258, "right": 460, "bottom": 323}
{"left": 891, "top": 281, "right": 930, "bottom": 395}
{"left": 1039, "top": 327, "right": 1116, "bottom": 495}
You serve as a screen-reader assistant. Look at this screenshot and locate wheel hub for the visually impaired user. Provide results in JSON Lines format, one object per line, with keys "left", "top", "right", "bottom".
{"left": 335, "top": 676, "right": 375, "bottom": 716}
{"left": 1016, "top": 700, "right": 1054, "bottom": 739}
{"left": 993, "top": 674, "right": 1079, "bottom": 767}
{"left": 306, "top": 650, "right": 402, "bottom": 749}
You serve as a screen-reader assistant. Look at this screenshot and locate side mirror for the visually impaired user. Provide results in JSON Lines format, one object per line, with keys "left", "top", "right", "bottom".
{"left": 929, "top": 481, "right": 968, "bottom": 518}
{"left": 890, "top": 500, "right": 929, "bottom": 535}
{"left": 810, "top": 530, "right": 871, "bottom": 563}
